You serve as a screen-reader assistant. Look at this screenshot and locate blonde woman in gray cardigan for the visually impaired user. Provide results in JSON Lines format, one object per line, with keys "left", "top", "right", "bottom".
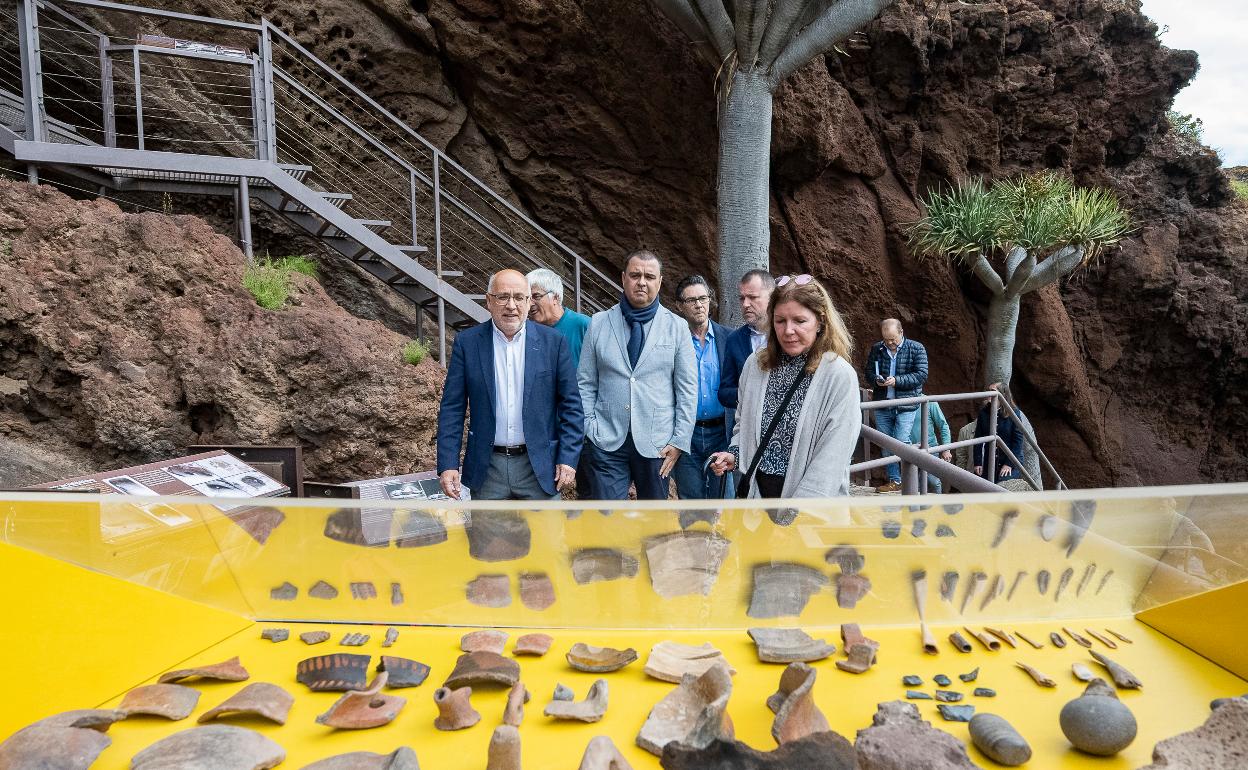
{"left": 709, "top": 275, "right": 862, "bottom": 499}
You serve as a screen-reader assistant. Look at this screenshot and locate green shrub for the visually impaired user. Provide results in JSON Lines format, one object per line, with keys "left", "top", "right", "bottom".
{"left": 243, "top": 262, "right": 291, "bottom": 309}
{"left": 1168, "top": 110, "right": 1205, "bottom": 145}
{"left": 401, "top": 339, "right": 430, "bottom": 366}
{"left": 1231, "top": 179, "right": 1248, "bottom": 202}
{"left": 274, "top": 254, "right": 317, "bottom": 278}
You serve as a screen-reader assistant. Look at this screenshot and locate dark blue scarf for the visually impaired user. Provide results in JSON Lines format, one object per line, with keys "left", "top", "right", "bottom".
{"left": 619, "top": 293, "right": 659, "bottom": 367}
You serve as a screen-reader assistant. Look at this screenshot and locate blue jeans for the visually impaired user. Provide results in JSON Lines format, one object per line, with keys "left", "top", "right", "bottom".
{"left": 674, "top": 422, "right": 735, "bottom": 499}
{"left": 875, "top": 407, "right": 918, "bottom": 483}
{"left": 588, "top": 433, "right": 667, "bottom": 500}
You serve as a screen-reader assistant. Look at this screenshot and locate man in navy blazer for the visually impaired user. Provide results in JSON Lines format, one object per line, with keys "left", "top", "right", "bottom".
{"left": 437, "top": 269, "right": 584, "bottom": 500}
{"left": 718, "top": 270, "right": 775, "bottom": 410}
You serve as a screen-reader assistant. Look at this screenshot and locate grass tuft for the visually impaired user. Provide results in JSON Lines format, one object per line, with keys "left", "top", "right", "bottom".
{"left": 1230, "top": 179, "right": 1248, "bottom": 202}
{"left": 401, "top": 339, "right": 430, "bottom": 366}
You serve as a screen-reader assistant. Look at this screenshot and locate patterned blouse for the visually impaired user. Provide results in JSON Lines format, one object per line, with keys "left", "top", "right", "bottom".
{"left": 731, "top": 351, "right": 812, "bottom": 475}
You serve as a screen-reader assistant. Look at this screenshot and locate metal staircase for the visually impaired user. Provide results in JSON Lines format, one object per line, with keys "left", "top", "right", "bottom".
{"left": 0, "top": 0, "right": 620, "bottom": 360}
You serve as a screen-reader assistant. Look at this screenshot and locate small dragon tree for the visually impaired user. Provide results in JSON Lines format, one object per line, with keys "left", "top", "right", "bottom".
{"left": 908, "top": 172, "right": 1132, "bottom": 389}
{"left": 650, "top": 0, "right": 897, "bottom": 322}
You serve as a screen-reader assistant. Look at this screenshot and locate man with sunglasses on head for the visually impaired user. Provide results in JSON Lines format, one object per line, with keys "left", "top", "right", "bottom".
{"left": 437, "top": 269, "right": 584, "bottom": 500}
{"left": 672, "top": 274, "right": 735, "bottom": 499}
{"left": 863, "top": 317, "right": 929, "bottom": 493}
{"left": 578, "top": 250, "right": 698, "bottom": 500}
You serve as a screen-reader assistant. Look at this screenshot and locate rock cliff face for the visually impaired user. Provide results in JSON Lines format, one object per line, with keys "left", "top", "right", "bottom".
{"left": 8, "top": 0, "right": 1248, "bottom": 487}
{"left": 0, "top": 179, "right": 442, "bottom": 485}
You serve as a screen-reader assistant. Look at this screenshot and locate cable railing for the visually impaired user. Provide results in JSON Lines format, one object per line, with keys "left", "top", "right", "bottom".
{"left": 3, "top": 0, "right": 620, "bottom": 356}
{"left": 851, "top": 389, "right": 1067, "bottom": 494}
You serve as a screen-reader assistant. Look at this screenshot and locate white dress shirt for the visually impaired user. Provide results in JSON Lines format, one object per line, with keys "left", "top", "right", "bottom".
{"left": 749, "top": 325, "right": 767, "bottom": 353}
{"left": 492, "top": 322, "right": 527, "bottom": 446}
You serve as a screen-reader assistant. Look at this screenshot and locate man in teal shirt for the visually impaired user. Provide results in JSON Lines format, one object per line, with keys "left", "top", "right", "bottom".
{"left": 527, "top": 268, "right": 593, "bottom": 494}
{"left": 910, "top": 400, "right": 953, "bottom": 492}
{"left": 528, "top": 268, "right": 591, "bottom": 369}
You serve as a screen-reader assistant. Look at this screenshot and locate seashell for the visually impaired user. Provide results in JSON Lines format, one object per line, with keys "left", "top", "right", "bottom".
{"left": 1050, "top": 632, "right": 1067, "bottom": 648}
{"left": 969, "top": 713, "right": 1032, "bottom": 766}
{"left": 747, "top": 628, "right": 835, "bottom": 663}
{"left": 949, "top": 631, "right": 972, "bottom": 653}
{"left": 566, "top": 643, "right": 638, "bottom": 673}
{"left": 1037, "top": 514, "right": 1058, "bottom": 541}
{"left": 1015, "top": 631, "right": 1043, "bottom": 649}
{"left": 1059, "top": 678, "right": 1136, "bottom": 755}
{"left": 940, "top": 571, "right": 960, "bottom": 603}
{"left": 502, "top": 682, "right": 529, "bottom": 727}
{"left": 544, "top": 679, "right": 608, "bottom": 722}
{"left": 433, "top": 687, "right": 480, "bottom": 731}
{"left": 1063, "top": 627, "right": 1093, "bottom": 648}
{"left": 1016, "top": 662, "right": 1056, "bottom": 687}
{"left": 1090, "top": 650, "right": 1143, "bottom": 689}
{"left": 198, "top": 683, "right": 293, "bottom": 726}
{"left": 1036, "top": 569, "right": 1051, "bottom": 595}
{"left": 315, "top": 672, "right": 406, "bottom": 729}
{"left": 990, "top": 509, "right": 1019, "bottom": 548}
{"left": 1054, "top": 567, "right": 1074, "bottom": 601}
{"left": 130, "top": 725, "right": 284, "bottom": 770}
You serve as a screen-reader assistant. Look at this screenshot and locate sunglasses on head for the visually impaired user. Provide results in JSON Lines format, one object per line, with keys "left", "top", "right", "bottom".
{"left": 775, "top": 274, "right": 813, "bottom": 287}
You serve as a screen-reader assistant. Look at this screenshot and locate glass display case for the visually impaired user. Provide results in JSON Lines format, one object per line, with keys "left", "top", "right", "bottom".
{"left": 1, "top": 484, "right": 1245, "bottom": 768}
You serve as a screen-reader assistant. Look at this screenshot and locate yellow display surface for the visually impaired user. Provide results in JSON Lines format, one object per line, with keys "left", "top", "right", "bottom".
{"left": 19, "top": 618, "right": 1244, "bottom": 769}
{"left": 1137, "top": 578, "right": 1248, "bottom": 680}
{"left": 0, "top": 541, "right": 252, "bottom": 738}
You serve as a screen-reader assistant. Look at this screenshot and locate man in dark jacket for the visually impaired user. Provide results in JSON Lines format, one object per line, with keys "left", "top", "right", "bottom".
{"left": 862, "top": 318, "right": 929, "bottom": 492}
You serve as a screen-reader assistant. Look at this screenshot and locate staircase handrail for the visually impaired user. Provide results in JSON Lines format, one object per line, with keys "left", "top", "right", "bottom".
{"left": 852, "top": 426, "right": 1006, "bottom": 493}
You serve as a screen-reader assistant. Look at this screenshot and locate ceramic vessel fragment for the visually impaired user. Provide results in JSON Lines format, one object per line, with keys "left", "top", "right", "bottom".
{"left": 747, "top": 563, "right": 828, "bottom": 618}
{"left": 119, "top": 684, "right": 201, "bottom": 720}
{"left": 432, "top": 687, "right": 480, "bottom": 730}
{"left": 159, "top": 656, "right": 249, "bottom": 684}
{"left": 315, "top": 672, "right": 406, "bottom": 729}
{"left": 518, "top": 572, "right": 556, "bottom": 610}
{"left": 443, "top": 651, "right": 520, "bottom": 688}
{"left": 643, "top": 641, "right": 734, "bottom": 683}
{"left": 566, "top": 643, "right": 638, "bottom": 673}
{"left": 461, "top": 629, "right": 508, "bottom": 654}
{"left": 768, "top": 663, "right": 829, "bottom": 745}
{"left": 636, "top": 665, "right": 733, "bottom": 756}
{"left": 198, "top": 683, "right": 294, "bottom": 725}
{"left": 513, "top": 633, "right": 554, "bottom": 656}
{"left": 486, "top": 725, "right": 521, "bottom": 770}
{"left": 377, "top": 656, "right": 431, "bottom": 688}
{"left": 466, "top": 574, "right": 511, "bottom": 608}
{"left": 747, "top": 627, "right": 835, "bottom": 663}
{"left": 297, "top": 653, "right": 371, "bottom": 692}
{"left": 544, "top": 679, "right": 609, "bottom": 722}
{"left": 644, "top": 531, "right": 731, "bottom": 598}
{"left": 130, "top": 725, "right": 285, "bottom": 770}
{"left": 465, "top": 510, "right": 531, "bottom": 561}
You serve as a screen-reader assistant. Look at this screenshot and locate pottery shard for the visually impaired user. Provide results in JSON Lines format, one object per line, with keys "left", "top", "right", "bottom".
{"left": 636, "top": 665, "right": 735, "bottom": 756}
{"left": 433, "top": 687, "right": 480, "bottom": 731}
{"left": 159, "top": 656, "right": 249, "bottom": 684}
{"left": 130, "top": 725, "right": 285, "bottom": 770}
{"left": 382, "top": 628, "right": 399, "bottom": 648}
{"left": 301, "top": 631, "right": 332, "bottom": 645}
{"left": 513, "top": 633, "right": 554, "bottom": 656}
{"left": 378, "top": 656, "right": 431, "bottom": 688}
{"left": 644, "top": 641, "right": 735, "bottom": 683}
{"left": 747, "top": 563, "right": 829, "bottom": 619}
{"left": 825, "top": 545, "right": 864, "bottom": 574}
{"left": 502, "top": 682, "right": 530, "bottom": 727}
{"left": 297, "top": 653, "right": 371, "bottom": 692}
{"left": 578, "top": 735, "right": 634, "bottom": 770}
{"left": 940, "top": 571, "right": 960, "bottom": 603}
{"left": 644, "top": 531, "right": 731, "bottom": 598}
{"left": 316, "top": 672, "right": 406, "bottom": 729}
{"left": 0, "top": 714, "right": 118, "bottom": 770}
{"left": 567, "top": 643, "right": 639, "bottom": 673}
{"left": 747, "top": 628, "right": 836, "bottom": 663}
{"left": 835, "top": 624, "right": 879, "bottom": 674}
{"left": 391, "top": 583, "right": 404, "bottom": 605}
{"left": 768, "top": 663, "right": 830, "bottom": 745}
{"left": 444, "top": 651, "right": 520, "bottom": 688}
{"left": 301, "top": 747, "right": 421, "bottom": 769}
{"left": 261, "top": 628, "right": 288, "bottom": 643}
{"left": 198, "top": 683, "right": 294, "bottom": 726}
{"left": 310, "top": 580, "right": 339, "bottom": 600}
{"left": 466, "top": 510, "right": 531, "bottom": 562}
{"left": 519, "top": 572, "right": 556, "bottom": 610}
{"left": 270, "top": 582, "right": 298, "bottom": 601}
{"left": 395, "top": 509, "right": 448, "bottom": 548}
{"left": 545, "top": 679, "right": 609, "bottom": 723}
{"left": 1140, "top": 698, "right": 1248, "bottom": 769}
{"left": 854, "top": 701, "right": 980, "bottom": 770}
{"left": 341, "top": 633, "right": 370, "bottom": 647}
{"left": 659, "top": 732, "right": 857, "bottom": 770}
{"left": 571, "top": 548, "right": 641, "bottom": 584}
{"left": 119, "top": 684, "right": 202, "bottom": 720}
{"left": 461, "top": 629, "right": 509, "bottom": 654}
{"left": 324, "top": 507, "right": 391, "bottom": 547}
{"left": 835, "top": 572, "right": 872, "bottom": 609}
{"left": 487, "top": 725, "right": 521, "bottom": 770}
{"left": 350, "top": 582, "right": 377, "bottom": 600}
{"left": 466, "top": 574, "right": 511, "bottom": 608}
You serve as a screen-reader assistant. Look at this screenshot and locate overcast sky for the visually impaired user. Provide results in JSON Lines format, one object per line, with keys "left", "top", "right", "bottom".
{"left": 1139, "top": 0, "right": 1247, "bottom": 166}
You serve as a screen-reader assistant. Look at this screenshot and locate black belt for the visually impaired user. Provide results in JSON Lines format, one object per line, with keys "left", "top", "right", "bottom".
{"left": 695, "top": 416, "right": 725, "bottom": 428}
{"left": 492, "top": 444, "right": 527, "bottom": 456}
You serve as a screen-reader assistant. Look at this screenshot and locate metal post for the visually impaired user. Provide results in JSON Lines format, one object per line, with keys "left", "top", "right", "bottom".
{"left": 860, "top": 404, "right": 872, "bottom": 487}
{"left": 99, "top": 35, "right": 115, "bottom": 147}
{"left": 985, "top": 393, "right": 999, "bottom": 481}
{"left": 17, "top": 0, "right": 47, "bottom": 145}
{"left": 409, "top": 169, "right": 418, "bottom": 247}
{"left": 918, "top": 400, "right": 929, "bottom": 494}
{"left": 238, "top": 176, "right": 253, "bottom": 260}
{"left": 433, "top": 154, "right": 446, "bottom": 363}
{"left": 901, "top": 459, "right": 919, "bottom": 496}
{"left": 250, "top": 58, "right": 264, "bottom": 159}
{"left": 131, "top": 48, "right": 144, "bottom": 150}
{"left": 574, "top": 258, "right": 582, "bottom": 313}
{"left": 258, "top": 22, "right": 277, "bottom": 160}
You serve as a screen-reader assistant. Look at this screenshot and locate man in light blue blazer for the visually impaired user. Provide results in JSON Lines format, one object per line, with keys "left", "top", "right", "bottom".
{"left": 578, "top": 250, "right": 698, "bottom": 500}
{"left": 437, "top": 269, "right": 584, "bottom": 500}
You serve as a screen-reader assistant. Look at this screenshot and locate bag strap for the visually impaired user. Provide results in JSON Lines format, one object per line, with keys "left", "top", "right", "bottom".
{"left": 737, "top": 368, "right": 810, "bottom": 499}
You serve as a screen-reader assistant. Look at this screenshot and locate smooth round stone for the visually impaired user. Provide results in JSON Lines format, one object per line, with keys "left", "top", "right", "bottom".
{"left": 1060, "top": 694, "right": 1137, "bottom": 756}
{"left": 969, "top": 713, "right": 1031, "bottom": 766}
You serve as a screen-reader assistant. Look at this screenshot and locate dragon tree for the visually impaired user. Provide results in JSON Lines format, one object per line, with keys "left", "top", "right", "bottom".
{"left": 908, "top": 172, "right": 1132, "bottom": 389}
{"left": 650, "top": 0, "right": 897, "bottom": 322}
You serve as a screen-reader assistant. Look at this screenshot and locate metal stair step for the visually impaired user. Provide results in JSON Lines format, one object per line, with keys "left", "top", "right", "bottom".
{"left": 277, "top": 164, "right": 313, "bottom": 182}
{"left": 397, "top": 244, "right": 428, "bottom": 254}
{"left": 278, "top": 191, "right": 352, "bottom": 213}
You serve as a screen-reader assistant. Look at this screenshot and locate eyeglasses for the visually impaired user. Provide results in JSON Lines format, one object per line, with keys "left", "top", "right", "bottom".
{"left": 775, "top": 274, "right": 813, "bottom": 287}
{"left": 530, "top": 290, "right": 551, "bottom": 302}
{"left": 680, "top": 294, "right": 711, "bottom": 306}
{"left": 488, "top": 292, "right": 530, "bottom": 305}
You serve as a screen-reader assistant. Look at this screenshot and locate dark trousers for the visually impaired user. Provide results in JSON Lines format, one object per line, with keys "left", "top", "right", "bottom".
{"left": 588, "top": 433, "right": 666, "bottom": 500}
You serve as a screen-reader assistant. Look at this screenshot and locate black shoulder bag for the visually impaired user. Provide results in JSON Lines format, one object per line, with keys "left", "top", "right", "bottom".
{"left": 736, "top": 369, "right": 811, "bottom": 499}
